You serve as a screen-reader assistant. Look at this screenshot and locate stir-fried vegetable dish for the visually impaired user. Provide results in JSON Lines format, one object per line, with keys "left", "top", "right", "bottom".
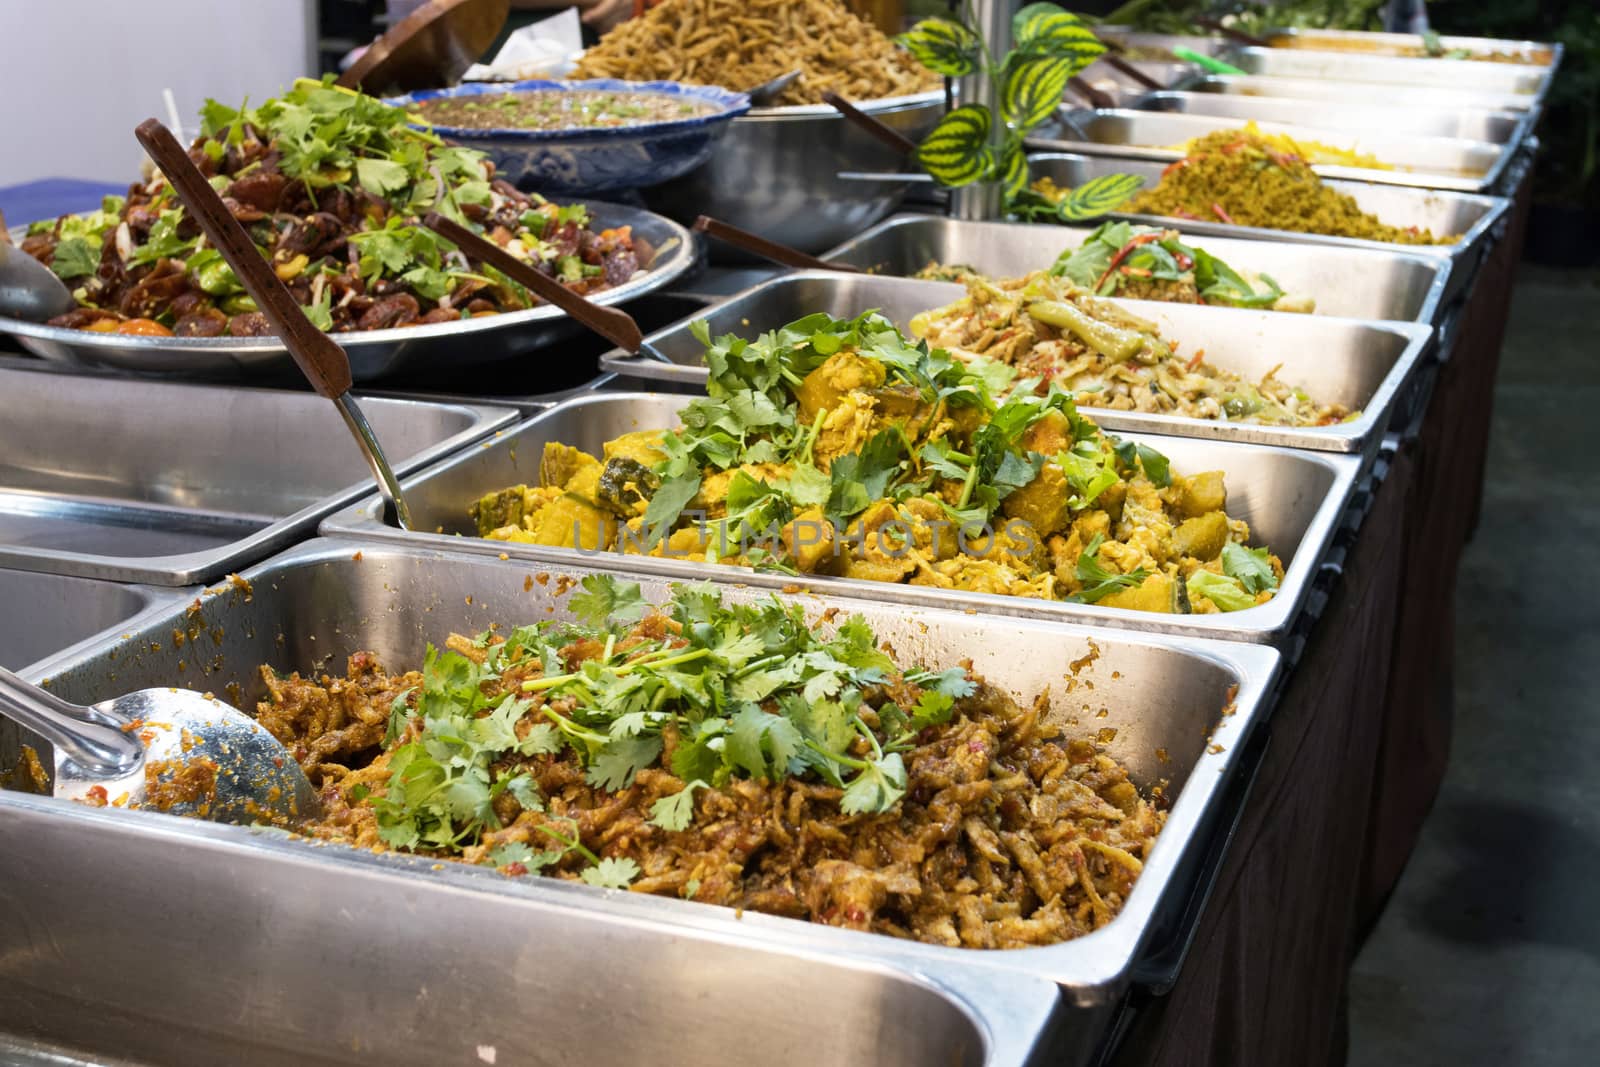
{"left": 258, "top": 578, "right": 1169, "bottom": 947}
{"left": 910, "top": 270, "right": 1349, "bottom": 427}
{"left": 1163, "top": 121, "right": 1395, "bottom": 172}
{"left": 17, "top": 80, "right": 645, "bottom": 338}
{"left": 471, "top": 312, "right": 1286, "bottom": 614}
{"left": 1118, "top": 126, "right": 1458, "bottom": 244}
{"left": 917, "top": 222, "right": 1314, "bottom": 312}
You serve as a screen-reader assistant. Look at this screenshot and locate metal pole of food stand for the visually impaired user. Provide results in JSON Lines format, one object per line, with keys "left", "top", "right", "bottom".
{"left": 949, "top": 0, "right": 1008, "bottom": 220}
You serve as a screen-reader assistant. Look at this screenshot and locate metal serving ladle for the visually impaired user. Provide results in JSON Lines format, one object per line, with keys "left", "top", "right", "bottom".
{"left": 747, "top": 69, "right": 802, "bottom": 107}
{"left": 0, "top": 211, "right": 77, "bottom": 322}
{"left": 133, "top": 118, "right": 415, "bottom": 530}
{"left": 0, "top": 666, "right": 317, "bottom": 824}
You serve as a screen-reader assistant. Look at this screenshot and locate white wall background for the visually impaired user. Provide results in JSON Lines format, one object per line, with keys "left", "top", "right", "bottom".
{"left": 0, "top": 0, "right": 318, "bottom": 186}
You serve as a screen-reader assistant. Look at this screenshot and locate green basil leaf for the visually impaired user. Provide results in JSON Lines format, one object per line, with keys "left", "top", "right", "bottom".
{"left": 895, "top": 16, "right": 980, "bottom": 77}
{"left": 915, "top": 105, "right": 994, "bottom": 188}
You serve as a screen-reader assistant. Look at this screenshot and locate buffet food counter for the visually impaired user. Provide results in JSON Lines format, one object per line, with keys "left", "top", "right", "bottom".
{"left": 0, "top": 5, "right": 1553, "bottom": 1064}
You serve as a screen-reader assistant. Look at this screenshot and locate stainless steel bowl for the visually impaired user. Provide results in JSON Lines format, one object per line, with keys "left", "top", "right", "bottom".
{"left": 642, "top": 91, "right": 944, "bottom": 256}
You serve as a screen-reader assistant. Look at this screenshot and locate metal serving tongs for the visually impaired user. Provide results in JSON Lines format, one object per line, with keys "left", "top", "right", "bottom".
{"left": 420, "top": 211, "right": 675, "bottom": 365}
{"left": 0, "top": 665, "right": 317, "bottom": 824}
{"left": 133, "top": 118, "right": 414, "bottom": 530}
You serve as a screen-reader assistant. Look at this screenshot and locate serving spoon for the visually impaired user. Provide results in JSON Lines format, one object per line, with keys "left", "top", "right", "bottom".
{"left": 421, "top": 210, "right": 674, "bottom": 364}
{"left": 0, "top": 210, "right": 77, "bottom": 322}
{"left": 691, "top": 215, "right": 861, "bottom": 273}
{"left": 133, "top": 118, "right": 415, "bottom": 530}
{"left": 746, "top": 69, "right": 803, "bottom": 107}
{"left": 0, "top": 665, "right": 317, "bottom": 824}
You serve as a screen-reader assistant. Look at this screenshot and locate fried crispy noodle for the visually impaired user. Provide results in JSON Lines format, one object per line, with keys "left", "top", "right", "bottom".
{"left": 261, "top": 629, "right": 1168, "bottom": 950}
{"left": 572, "top": 0, "right": 940, "bottom": 107}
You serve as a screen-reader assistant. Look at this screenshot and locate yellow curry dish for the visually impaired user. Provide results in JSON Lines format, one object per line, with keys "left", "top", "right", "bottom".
{"left": 471, "top": 312, "right": 1286, "bottom": 615}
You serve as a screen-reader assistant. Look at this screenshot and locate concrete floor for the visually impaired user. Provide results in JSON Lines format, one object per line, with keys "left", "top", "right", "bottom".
{"left": 1348, "top": 264, "right": 1600, "bottom": 1064}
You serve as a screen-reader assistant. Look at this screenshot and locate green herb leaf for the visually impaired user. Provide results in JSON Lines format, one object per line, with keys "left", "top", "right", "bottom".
{"left": 648, "top": 779, "right": 706, "bottom": 831}
{"left": 568, "top": 574, "right": 648, "bottom": 628}
{"left": 355, "top": 156, "right": 411, "bottom": 196}
{"left": 1072, "top": 533, "right": 1149, "bottom": 603}
{"left": 1221, "top": 542, "right": 1279, "bottom": 595}
{"left": 48, "top": 237, "right": 98, "bottom": 280}
{"left": 1186, "top": 570, "right": 1256, "bottom": 612}
{"left": 580, "top": 856, "right": 641, "bottom": 889}
{"left": 841, "top": 752, "right": 908, "bottom": 815}
{"left": 586, "top": 735, "right": 664, "bottom": 792}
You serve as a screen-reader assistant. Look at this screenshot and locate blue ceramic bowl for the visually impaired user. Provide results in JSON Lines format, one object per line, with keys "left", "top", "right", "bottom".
{"left": 389, "top": 79, "right": 750, "bottom": 195}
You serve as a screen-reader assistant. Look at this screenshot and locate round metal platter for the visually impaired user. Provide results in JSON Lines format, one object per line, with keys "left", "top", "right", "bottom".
{"left": 0, "top": 199, "right": 696, "bottom": 382}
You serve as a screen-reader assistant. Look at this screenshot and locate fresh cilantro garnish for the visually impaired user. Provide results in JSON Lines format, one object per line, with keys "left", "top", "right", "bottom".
{"left": 648, "top": 779, "right": 706, "bottom": 831}
{"left": 568, "top": 573, "right": 647, "bottom": 628}
{"left": 1071, "top": 534, "right": 1149, "bottom": 603}
{"left": 48, "top": 237, "right": 98, "bottom": 279}
{"left": 579, "top": 856, "right": 641, "bottom": 889}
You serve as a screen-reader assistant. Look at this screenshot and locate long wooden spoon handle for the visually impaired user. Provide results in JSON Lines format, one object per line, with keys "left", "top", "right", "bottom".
{"left": 692, "top": 216, "right": 859, "bottom": 273}
{"left": 421, "top": 210, "right": 643, "bottom": 354}
{"left": 821, "top": 93, "right": 917, "bottom": 157}
{"left": 1195, "top": 16, "right": 1270, "bottom": 49}
{"left": 1104, "top": 54, "right": 1164, "bottom": 91}
{"left": 134, "top": 118, "right": 353, "bottom": 398}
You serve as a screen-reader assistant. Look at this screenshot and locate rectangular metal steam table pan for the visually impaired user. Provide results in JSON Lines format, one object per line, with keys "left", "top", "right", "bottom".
{"left": 1223, "top": 44, "right": 1553, "bottom": 101}
{"left": 1180, "top": 72, "right": 1542, "bottom": 115}
{"left": 822, "top": 214, "right": 1452, "bottom": 324}
{"left": 5, "top": 539, "right": 1280, "bottom": 1038}
{"left": 597, "top": 271, "right": 1433, "bottom": 461}
{"left": 0, "top": 566, "right": 177, "bottom": 673}
{"left": 1027, "top": 153, "right": 1510, "bottom": 305}
{"left": 1261, "top": 27, "right": 1560, "bottom": 69}
{"left": 1035, "top": 108, "right": 1510, "bottom": 193}
{"left": 1126, "top": 90, "right": 1533, "bottom": 149}
{"left": 323, "top": 393, "right": 1360, "bottom": 646}
{"left": 0, "top": 364, "right": 517, "bottom": 585}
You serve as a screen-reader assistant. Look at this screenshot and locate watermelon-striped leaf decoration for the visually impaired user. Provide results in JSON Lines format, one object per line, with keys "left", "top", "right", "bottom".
{"left": 1013, "top": 3, "right": 1106, "bottom": 73}
{"left": 1000, "top": 55, "right": 1074, "bottom": 131}
{"left": 916, "top": 105, "right": 994, "bottom": 187}
{"left": 895, "top": 17, "right": 981, "bottom": 78}
{"left": 1055, "top": 173, "right": 1145, "bottom": 220}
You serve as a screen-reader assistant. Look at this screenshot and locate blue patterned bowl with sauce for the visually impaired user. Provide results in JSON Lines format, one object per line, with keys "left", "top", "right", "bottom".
{"left": 388, "top": 79, "right": 750, "bottom": 195}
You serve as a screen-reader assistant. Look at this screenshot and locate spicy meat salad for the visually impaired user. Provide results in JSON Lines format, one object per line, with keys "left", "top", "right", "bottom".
{"left": 910, "top": 271, "right": 1350, "bottom": 427}
{"left": 259, "top": 579, "right": 1169, "bottom": 947}
{"left": 16, "top": 80, "right": 644, "bottom": 338}
{"left": 412, "top": 89, "right": 722, "bottom": 132}
{"left": 471, "top": 312, "right": 1286, "bottom": 615}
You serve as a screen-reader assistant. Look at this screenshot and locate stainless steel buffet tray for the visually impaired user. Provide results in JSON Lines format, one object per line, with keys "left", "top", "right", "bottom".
{"left": 0, "top": 364, "right": 517, "bottom": 584}
{"left": 1126, "top": 90, "right": 1532, "bottom": 148}
{"left": 1180, "top": 72, "right": 1542, "bottom": 115}
{"left": 0, "top": 200, "right": 694, "bottom": 383}
{"left": 822, "top": 214, "right": 1452, "bottom": 324}
{"left": 1032, "top": 109, "right": 1509, "bottom": 193}
{"left": 7, "top": 538, "right": 1279, "bottom": 1019}
{"left": 1223, "top": 44, "right": 1553, "bottom": 101}
{"left": 1262, "top": 26, "right": 1560, "bottom": 69}
{"left": 323, "top": 393, "right": 1360, "bottom": 645}
{"left": 597, "top": 271, "right": 1433, "bottom": 458}
{"left": 0, "top": 566, "right": 174, "bottom": 672}
{"left": 1027, "top": 153, "right": 1510, "bottom": 303}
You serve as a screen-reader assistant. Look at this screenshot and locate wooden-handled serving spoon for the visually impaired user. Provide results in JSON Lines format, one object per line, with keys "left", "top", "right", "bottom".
{"left": 133, "top": 118, "right": 414, "bottom": 530}
{"left": 691, "top": 216, "right": 860, "bottom": 273}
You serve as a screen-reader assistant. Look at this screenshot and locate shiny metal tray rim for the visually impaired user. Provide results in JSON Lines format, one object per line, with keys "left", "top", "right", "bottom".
{"left": 0, "top": 199, "right": 695, "bottom": 369}
{"left": 1123, "top": 90, "right": 1538, "bottom": 153}
{"left": 1028, "top": 152, "right": 1512, "bottom": 274}
{"left": 0, "top": 792, "right": 1067, "bottom": 1066}
{"left": 597, "top": 269, "right": 1437, "bottom": 457}
{"left": 1032, "top": 109, "right": 1510, "bottom": 194}
{"left": 17, "top": 535, "right": 1282, "bottom": 1004}
{"left": 0, "top": 368, "right": 521, "bottom": 585}
{"left": 323, "top": 392, "right": 1365, "bottom": 646}
{"left": 820, "top": 212, "right": 1454, "bottom": 326}
{"left": 1224, "top": 43, "right": 1556, "bottom": 102}
{"left": 1262, "top": 27, "right": 1562, "bottom": 70}
{"left": 1176, "top": 70, "right": 1544, "bottom": 116}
